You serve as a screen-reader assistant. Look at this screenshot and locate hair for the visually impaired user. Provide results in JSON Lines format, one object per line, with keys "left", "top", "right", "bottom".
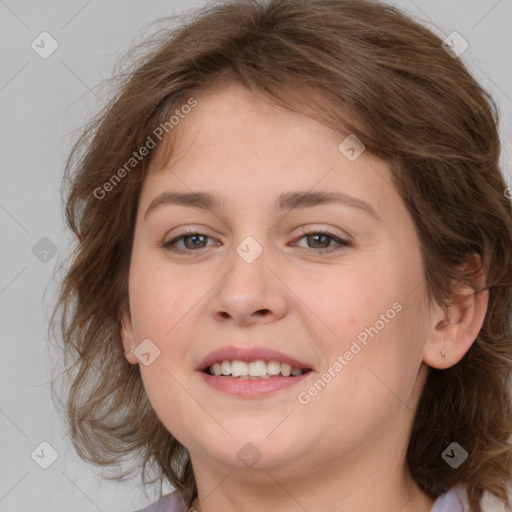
{"left": 51, "top": 0, "right": 512, "bottom": 510}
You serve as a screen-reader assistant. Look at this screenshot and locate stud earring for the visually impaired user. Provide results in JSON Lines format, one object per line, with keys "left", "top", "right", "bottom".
{"left": 441, "top": 349, "right": 446, "bottom": 358}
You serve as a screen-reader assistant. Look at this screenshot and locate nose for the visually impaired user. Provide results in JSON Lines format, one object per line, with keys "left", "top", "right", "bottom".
{"left": 209, "top": 242, "right": 289, "bottom": 326}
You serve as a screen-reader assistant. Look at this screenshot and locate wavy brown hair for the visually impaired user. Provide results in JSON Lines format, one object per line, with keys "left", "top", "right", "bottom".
{"left": 51, "top": 0, "right": 512, "bottom": 509}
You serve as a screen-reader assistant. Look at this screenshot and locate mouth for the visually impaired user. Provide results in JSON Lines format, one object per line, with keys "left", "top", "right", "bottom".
{"left": 203, "top": 359, "right": 311, "bottom": 379}
{"left": 196, "top": 346, "right": 314, "bottom": 397}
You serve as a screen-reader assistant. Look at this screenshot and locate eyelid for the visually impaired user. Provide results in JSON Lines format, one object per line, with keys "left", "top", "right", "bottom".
{"left": 163, "top": 227, "right": 351, "bottom": 255}
{"left": 291, "top": 229, "right": 351, "bottom": 254}
{"left": 296, "top": 224, "right": 352, "bottom": 242}
{"left": 163, "top": 228, "right": 219, "bottom": 252}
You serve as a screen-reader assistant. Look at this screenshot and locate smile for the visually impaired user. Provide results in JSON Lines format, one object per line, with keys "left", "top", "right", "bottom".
{"left": 206, "top": 360, "right": 307, "bottom": 378}
{"left": 197, "top": 345, "right": 314, "bottom": 397}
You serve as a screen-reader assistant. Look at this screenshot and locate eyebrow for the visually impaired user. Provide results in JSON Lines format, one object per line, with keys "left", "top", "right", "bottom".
{"left": 144, "top": 190, "right": 381, "bottom": 222}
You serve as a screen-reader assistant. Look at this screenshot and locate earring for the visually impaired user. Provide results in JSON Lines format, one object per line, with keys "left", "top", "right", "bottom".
{"left": 441, "top": 349, "right": 446, "bottom": 358}
{"left": 125, "top": 349, "right": 134, "bottom": 355}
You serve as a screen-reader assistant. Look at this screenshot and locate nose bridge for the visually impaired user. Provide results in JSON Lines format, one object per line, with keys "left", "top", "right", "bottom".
{"left": 226, "top": 233, "right": 271, "bottom": 300}
{"left": 209, "top": 232, "right": 288, "bottom": 324}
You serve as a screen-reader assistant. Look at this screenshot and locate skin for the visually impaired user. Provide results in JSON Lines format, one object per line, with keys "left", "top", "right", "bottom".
{"left": 121, "top": 82, "right": 488, "bottom": 512}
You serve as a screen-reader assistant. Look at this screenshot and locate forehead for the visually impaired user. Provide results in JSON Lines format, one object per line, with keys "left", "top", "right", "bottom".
{"left": 155, "top": 83, "right": 342, "bottom": 164}
{"left": 142, "top": 82, "right": 401, "bottom": 220}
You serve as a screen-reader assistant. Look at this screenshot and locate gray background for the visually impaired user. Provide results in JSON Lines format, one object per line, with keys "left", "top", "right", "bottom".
{"left": 1, "top": 1, "right": 511, "bottom": 511}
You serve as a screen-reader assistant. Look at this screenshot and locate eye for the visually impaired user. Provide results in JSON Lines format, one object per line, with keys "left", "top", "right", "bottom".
{"left": 292, "top": 230, "right": 351, "bottom": 254}
{"left": 162, "top": 229, "right": 351, "bottom": 255}
{"left": 163, "top": 230, "right": 219, "bottom": 254}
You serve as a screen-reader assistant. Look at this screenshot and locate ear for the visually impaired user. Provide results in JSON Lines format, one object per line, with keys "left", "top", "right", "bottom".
{"left": 120, "top": 310, "right": 139, "bottom": 365}
{"left": 422, "top": 254, "right": 488, "bottom": 369}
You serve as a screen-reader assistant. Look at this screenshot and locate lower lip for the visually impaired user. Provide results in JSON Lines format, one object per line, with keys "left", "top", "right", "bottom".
{"left": 198, "top": 371, "right": 312, "bottom": 397}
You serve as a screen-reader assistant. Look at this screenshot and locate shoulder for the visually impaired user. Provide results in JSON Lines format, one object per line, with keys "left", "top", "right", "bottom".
{"left": 132, "top": 492, "right": 189, "bottom": 512}
{"left": 431, "top": 486, "right": 469, "bottom": 512}
{"left": 431, "top": 486, "right": 508, "bottom": 512}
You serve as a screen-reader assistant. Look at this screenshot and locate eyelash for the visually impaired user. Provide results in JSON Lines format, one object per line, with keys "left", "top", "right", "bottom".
{"left": 162, "top": 229, "right": 351, "bottom": 255}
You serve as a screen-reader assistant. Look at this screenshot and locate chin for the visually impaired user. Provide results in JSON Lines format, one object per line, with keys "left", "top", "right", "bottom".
{"left": 194, "top": 428, "right": 308, "bottom": 470}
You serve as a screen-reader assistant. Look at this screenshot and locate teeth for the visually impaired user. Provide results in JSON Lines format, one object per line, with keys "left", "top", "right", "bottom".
{"left": 221, "top": 360, "right": 231, "bottom": 375}
{"left": 267, "top": 361, "right": 281, "bottom": 375}
{"left": 281, "top": 363, "right": 292, "bottom": 377}
{"left": 231, "top": 360, "right": 248, "bottom": 377}
{"left": 208, "top": 359, "right": 305, "bottom": 378}
{"left": 248, "top": 360, "right": 267, "bottom": 377}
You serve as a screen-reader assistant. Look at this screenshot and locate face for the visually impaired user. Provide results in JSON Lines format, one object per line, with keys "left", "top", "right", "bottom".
{"left": 121, "top": 82, "right": 435, "bottom": 480}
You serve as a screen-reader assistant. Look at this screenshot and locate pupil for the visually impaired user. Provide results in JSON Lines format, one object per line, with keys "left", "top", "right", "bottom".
{"left": 185, "top": 235, "right": 206, "bottom": 249}
{"left": 308, "top": 234, "right": 329, "bottom": 248}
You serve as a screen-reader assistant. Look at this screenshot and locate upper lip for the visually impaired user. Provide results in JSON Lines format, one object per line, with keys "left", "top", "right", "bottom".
{"left": 196, "top": 346, "right": 313, "bottom": 372}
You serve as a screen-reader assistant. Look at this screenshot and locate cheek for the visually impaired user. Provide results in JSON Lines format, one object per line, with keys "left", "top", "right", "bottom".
{"left": 129, "top": 258, "right": 192, "bottom": 339}
{"left": 129, "top": 268, "right": 200, "bottom": 440}
{"left": 300, "top": 261, "right": 423, "bottom": 390}
{"left": 324, "top": 297, "right": 427, "bottom": 419}
{"left": 139, "top": 363, "right": 201, "bottom": 448}
{"left": 292, "top": 263, "right": 398, "bottom": 347}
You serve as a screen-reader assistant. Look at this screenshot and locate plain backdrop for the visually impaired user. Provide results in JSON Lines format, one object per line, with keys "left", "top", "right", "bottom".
{"left": 1, "top": 1, "right": 511, "bottom": 511}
